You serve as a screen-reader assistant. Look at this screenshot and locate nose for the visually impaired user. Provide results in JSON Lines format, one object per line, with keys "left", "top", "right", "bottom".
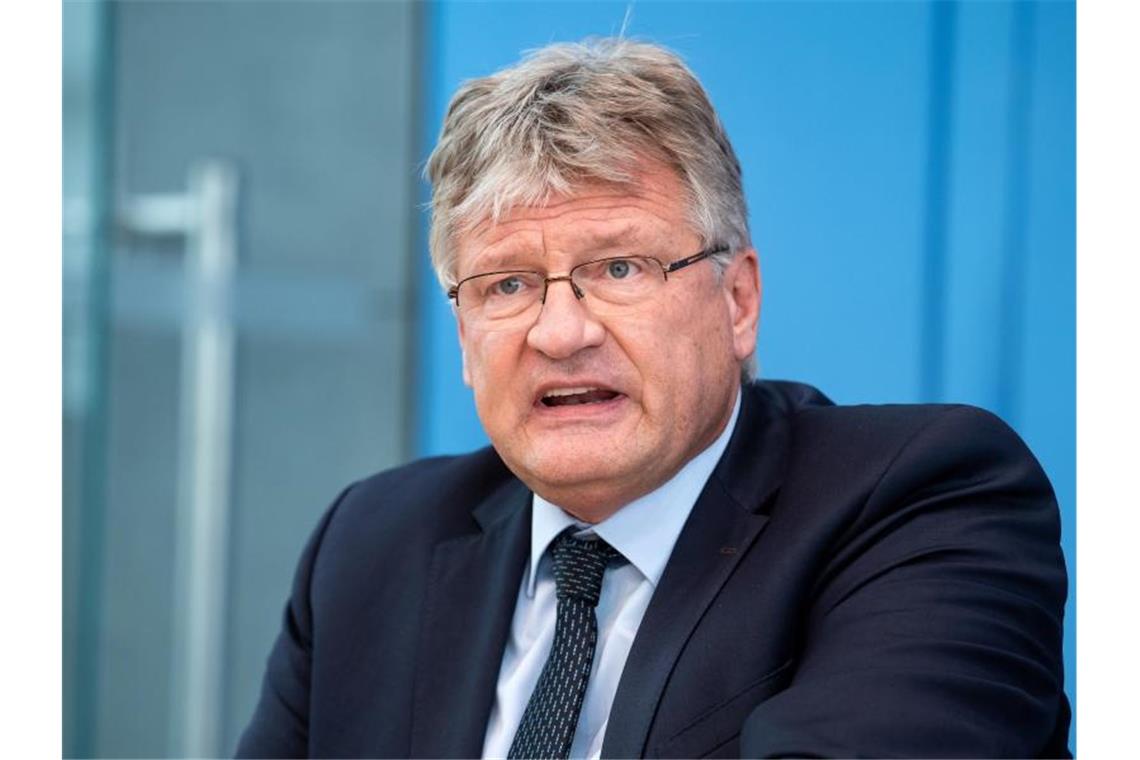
{"left": 526, "top": 276, "right": 606, "bottom": 359}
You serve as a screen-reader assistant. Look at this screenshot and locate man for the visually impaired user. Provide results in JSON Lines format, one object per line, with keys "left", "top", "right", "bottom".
{"left": 237, "top": 39, "right": 1069, "bottom": 758}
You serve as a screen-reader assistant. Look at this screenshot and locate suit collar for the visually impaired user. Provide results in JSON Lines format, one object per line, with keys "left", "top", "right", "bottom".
{"left": 410, "top": 478, "right": 531, "bottom": 758}
{"left": 714, "top": 380, "right": 798, "bottom": 515}
{"left": 471, "top": 472, "right": 529, "bottom": 532}
{"left": 601, "top": 381, "right": 798, "bottom": 758}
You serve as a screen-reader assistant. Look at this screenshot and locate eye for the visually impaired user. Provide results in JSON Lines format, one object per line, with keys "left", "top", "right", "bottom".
{"left": 491, "top": 275, "right": 525, "bottom": 297}
{"left": 606, "top": 259, "right": 636, "bottom": 279}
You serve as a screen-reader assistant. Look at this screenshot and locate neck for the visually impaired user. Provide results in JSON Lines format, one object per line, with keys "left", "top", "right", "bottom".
{"left": 531, "top": 388, "right": 741, "bottom": 523}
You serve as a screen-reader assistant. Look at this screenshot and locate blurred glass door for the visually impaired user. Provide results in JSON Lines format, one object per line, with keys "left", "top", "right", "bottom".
{"left": 63, "top": 2, "right": 422, "bottom": 756}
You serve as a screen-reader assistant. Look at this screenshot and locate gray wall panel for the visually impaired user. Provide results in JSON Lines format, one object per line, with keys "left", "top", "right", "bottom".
{"left": 115, "top": 0, "right": 418, "bottom": 282}
{"left": 223, "top": 331, "right": 409, "bottom": 752}
{"left": 77, "top": 1, "right": 421, "bottom": 755}
{"left": 98, "top": 327, "right": 182, "bottom": 757}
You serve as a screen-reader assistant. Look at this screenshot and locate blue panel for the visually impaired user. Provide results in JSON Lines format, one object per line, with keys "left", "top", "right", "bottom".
{"left": 1016, "top": 0, "right": 1077, "bottom": 740}
{"left": 943, "top": 2, "right": 1016, "bottom": 412}
{"left": 919, "top": 1, "right": 957, "bottom": 401}
{"left": 716, "top": 3, "right": 930, "bottom": 405}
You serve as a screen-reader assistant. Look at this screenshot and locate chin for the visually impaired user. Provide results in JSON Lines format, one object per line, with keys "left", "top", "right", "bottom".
{"left": 513, "top": 441, "right": 640, "bottom": 492}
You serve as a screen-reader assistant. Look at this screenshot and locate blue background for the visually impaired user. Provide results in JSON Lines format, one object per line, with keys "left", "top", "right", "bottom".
{"left": 415, "top": 0, "right": 1075, "bottom": 739}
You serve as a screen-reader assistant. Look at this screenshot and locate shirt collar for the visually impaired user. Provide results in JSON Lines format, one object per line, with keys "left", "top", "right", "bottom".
{"left": 526, "top": 390, "right": 742, "bottom": 597}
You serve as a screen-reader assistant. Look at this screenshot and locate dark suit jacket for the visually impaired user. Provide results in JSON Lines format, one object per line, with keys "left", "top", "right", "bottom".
{"left": 236, "top": 381, "right": 1070, "bottom": 758}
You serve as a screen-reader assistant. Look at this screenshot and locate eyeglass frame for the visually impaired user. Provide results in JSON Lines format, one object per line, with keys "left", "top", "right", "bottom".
{"left": 446, "top": 243, "right": 731, "bottom": 309}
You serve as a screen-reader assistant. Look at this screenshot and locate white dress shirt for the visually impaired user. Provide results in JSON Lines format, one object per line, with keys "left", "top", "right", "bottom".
{"left": 481, "top": 391, "right": 742, "bottom": 759}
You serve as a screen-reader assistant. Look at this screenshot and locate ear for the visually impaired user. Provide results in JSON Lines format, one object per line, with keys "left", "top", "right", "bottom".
{"left": 724, "top": 247, "right": 761, "bottom": 363}
{"left": 457, "top": 314, "right": 473, "bottom": 387}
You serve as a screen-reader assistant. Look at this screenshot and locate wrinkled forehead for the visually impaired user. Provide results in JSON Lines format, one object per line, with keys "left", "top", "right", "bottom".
{"left": 453, "top": 165, "right": 695, "bottom": 275}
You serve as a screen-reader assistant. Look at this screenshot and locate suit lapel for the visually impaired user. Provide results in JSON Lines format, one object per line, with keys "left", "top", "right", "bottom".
{"left": 410, "top": 480, "right": 531, "bottom": 758}
{"left": 601, "top": 382, "right": 794, "bottom": 758}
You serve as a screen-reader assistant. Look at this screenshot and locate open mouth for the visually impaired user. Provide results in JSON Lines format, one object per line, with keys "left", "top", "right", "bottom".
{"left": 539, "top": 387, "right": 622, "bottom": 407}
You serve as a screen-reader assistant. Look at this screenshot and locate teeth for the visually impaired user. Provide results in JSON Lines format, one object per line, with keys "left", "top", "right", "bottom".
{"left": 544, "top": 387, "right": 598, "bottom": 398}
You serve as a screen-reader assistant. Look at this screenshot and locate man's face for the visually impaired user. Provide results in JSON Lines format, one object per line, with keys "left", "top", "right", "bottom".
{"left": 454, "top": 162, "right": 761, "bottom": 519}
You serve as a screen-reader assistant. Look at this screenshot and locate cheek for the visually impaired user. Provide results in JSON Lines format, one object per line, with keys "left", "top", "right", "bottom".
{"left": 604, "top": 315, "right": 665, "bottom": 385}
{"left": 465, "top": 332, "right": 524, "bottom": 403}
{"left": 614, "top": 303, "right": 710, "bottom": 403}
{"left": 660, "top": 296, "right": 735, "bottom": 397}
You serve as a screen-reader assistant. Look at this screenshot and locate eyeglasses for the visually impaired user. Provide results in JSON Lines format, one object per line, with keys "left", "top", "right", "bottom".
{"left": 448, "top": 243, "right": 729, "bottom": 330}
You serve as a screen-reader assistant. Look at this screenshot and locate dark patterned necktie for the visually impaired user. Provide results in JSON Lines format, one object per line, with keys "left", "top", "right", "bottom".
{"left": 508, "top": 530, "right": 621, "bottom": 760}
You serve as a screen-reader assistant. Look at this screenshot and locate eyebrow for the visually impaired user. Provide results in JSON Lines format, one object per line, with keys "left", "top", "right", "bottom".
{"left": 467, "top": 249, "right": 539, "bottom": 274}
{"left": 471, "top": 227, "right": 650, "bottom": 273}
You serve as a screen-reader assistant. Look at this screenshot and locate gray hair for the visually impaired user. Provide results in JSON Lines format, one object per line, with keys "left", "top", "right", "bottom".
{"left": 424, "top": 37, "right": 751, "bottom": 288}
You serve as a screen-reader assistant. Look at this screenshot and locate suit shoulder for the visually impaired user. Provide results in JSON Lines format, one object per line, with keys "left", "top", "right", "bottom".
{"left": 778, "top": 401, "right": 1051, "bottom": 506}
{"left": 323, "top": 446, "right": 516, "bottom": 546}
{"left": 792, "top": 401, "right": 1028, "bottom": 458}
{"left": 347, "top": 445, "right": 513, "bottom": 505}
{"left": 744, "top": 381, "right": 1031, "bottom": 455}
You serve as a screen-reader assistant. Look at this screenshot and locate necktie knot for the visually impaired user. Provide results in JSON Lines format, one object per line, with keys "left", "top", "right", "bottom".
{"left": 550, "top": 531, "right": 619, "bottom": 607}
